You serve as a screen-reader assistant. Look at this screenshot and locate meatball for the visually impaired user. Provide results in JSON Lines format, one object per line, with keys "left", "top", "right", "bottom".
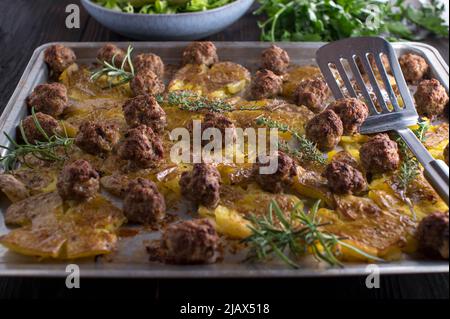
{"left": 357, "top": 54, "right": 391, "bottom": 74}
{"left": 414, "top": 79, "right": 449, "bottom": 118}
{"left": 97, "top": 43, "right": 126, "bottom": 68}
{"left": 399, "top": 53, "right": 429, "bottom": 84}
{"left": 26, "top": 83, "right": 68, "bottom": 118}
{"left": 294, "top": 77, "right": 330, "bottom": 113}
{"left": 44, "top": 44, "right": 76, "bottom": 75}
{"left": 75, "top": 121, "right": 120, "bottom": 155}
{"left": 444, "top": 143, "right": 449, "bottom": 165}
{"left": 123, "top": 178, "right": 166, "bottom": 225}
{"left": 194, "top": 112, "right": 237, "bottom": 146}
{"left": 261, "top": 45, "right": 290, "bottom": 75}
{"left": 20, "top": 112, "right": 61, "bottom": 144}
{"left": 133, "top": 53, "right": 165, "bottom": 78}
{"left": 255, "top": 151, "right": 297, "bottom": 193}
{"left": 179, "top": 163, "right": 221, "bottom": 208}
{"left": 359, "top": 134, "right": 400, "bottom": 174}
{"left": 327, "top": 98, "right": 369, "bottom": 135}
{"left": 118, "top": 125, "right": 164, "bottom": 169}
{"left": 122, "top": 95, "right": 167, "bottom": 133}
{"left": 251, "top": 69, "right": 283, "bottom": 100}
{"left": 130, "top": 69, "right": 165, "bottom": 97}
{"left": 57, "top": 159, "right": 100, "bottom": 201}
{"left": 305, "top": 109, "right": 344, "bottom": 152}
{"left": 160, "top": 219, "right": 220, "bottom": 264}
{"left": 182, "top": 41, "right": 219, "bottom": 66}
{"left": 323, "top": 160, "right": 367, "bottom": 195}
{"left": 417, "top": 212, "right": 449, "bottom": 259}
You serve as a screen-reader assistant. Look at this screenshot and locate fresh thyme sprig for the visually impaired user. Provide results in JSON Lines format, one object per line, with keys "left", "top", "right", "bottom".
{"left": 90, "top": 45, "right": 135, "bottom": 89}
{"left": 0, "top": 109, "right": 74, "bottom": 172}
{"left": 158, "top": 91, "right": 233, "bottom": 113}
{"left": 243, "top": 200, "right": 383, "bottom": 268}
{"left": 256, "top": 116, "right": 326, "bottom": 165}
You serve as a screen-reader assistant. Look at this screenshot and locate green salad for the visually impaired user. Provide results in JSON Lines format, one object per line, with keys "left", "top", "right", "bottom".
{"left": 93, "top": 0, "right": 235, "bottom": 14}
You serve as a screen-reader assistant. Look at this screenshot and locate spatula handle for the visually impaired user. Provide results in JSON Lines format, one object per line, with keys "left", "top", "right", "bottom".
{"left": 397, "top": 128, "right": 449, "bottom": 205}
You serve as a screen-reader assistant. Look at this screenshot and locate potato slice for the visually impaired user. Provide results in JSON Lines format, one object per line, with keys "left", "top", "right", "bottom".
{"left": 0, "top": 174, "right": 30, "bottom": 202}
{"left": 0, "top": 194, "right": 125, "bottom": 259}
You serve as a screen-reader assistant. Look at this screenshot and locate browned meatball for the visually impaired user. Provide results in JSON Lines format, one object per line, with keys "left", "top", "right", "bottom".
{"left": 182, "top": 41, "right": 219, "bottom": 66}
{"left": 57, "top": 159, "right": 99, "bottom": 201}
{"left": 360, "top": 134, "right": 400, "bottom": 174}
{"left": 179, "top": 163, "right": 221, "bottom": 208}
{"left": 444, "top": 143, "right": 449, "bottom": 165}
{"left": 20, "top": 112, "right": 61, "bottom": 144}
{"left": 414, "top": 79, "right": 449, "bottom": 118}
{"left": 323, "top": 159, "right": 367, "bottom": 195}
{"left": 251, "top": 69, "right": 283, "bottom": 100}
{"left": 133, "top": 53, "right": 165, "bottom": 78}
{"left": 399, "top": 53, "right": 429, "bottom": 84}
{"left": 75, "top": 121, "right": 120, "bottom": 155}
{"left": 97, "top": 43, "right": 126, "bottom": 68}
{"left": 123, "top": 178, "right": 166, "bottom": 225}
{"left": 44, "top": 44, "right": 76, "bottom": 75}
{"left": 26, "top": 83, "right": 68, "bottom": 118}
{"left": 327, "top": 98, "right": 369, "bottom": 135}
{"left": 160, "top": 219, "right": 220, "bottom": 264}
{"left": 130, "top": 69, "right": 165, "bottom": 97}
{"left": 261, "top": 45, "right": 290, "bottom": 75}
{"left": 118, "top": 125, "right": 164, "bottom": 169}
{"left": 357, "top": 54, "right": 391, "bottom": 74}
{"left": 417, "top": 212, "right": 449, "bottom": 259}
{"left": 191, "top": 112, "right": 237, "bottom": 146}
{"left": 255, "top": 151, "right": 297, "bottom": 193}
{"left": 122, "top": 95, "right": 167, "bottom": 133}
{"left": 305, "top": 109, "right": 344, "bottom": 152}
{"left": 294, "top": 77, "right": 330, "bottom": 113}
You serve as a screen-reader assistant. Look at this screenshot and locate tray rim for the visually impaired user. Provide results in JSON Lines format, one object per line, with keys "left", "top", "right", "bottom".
{"left": 0, "top": 41, "right": 449, "bottom": 278}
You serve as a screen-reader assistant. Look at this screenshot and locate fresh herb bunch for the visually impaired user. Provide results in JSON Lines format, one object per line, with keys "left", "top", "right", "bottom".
{"left": 91, "top": 45, "right": 135, "bottom": 89}
{"left": 244, "top": 200, "right": 383, "bottom": 268}
{"left": 158, "top": 91, "right": 234, "bottom": 112}
{"left": 256, "top": 116, "right": 326, "bottom": 164}
{"left": 94, "top": 0, "right": 234, "bottom": 14}
{"left": 255, "top": 0, "right": 449, "bottom": 42}
{"left": 0, "top": 109, "right": 74, "bottom": 172}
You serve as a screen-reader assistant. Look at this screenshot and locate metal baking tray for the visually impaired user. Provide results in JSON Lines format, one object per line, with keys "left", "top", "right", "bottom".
{"left": 0, "top": 42, "right": 448, "bottom": 278}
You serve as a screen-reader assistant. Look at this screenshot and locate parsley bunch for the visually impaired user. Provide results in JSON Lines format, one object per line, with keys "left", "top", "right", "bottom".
{"left": 255, "top": 0, "right": 448, "bottom": 42}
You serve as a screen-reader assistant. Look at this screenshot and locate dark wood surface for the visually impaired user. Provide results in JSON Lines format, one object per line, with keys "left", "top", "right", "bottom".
{"left": 0, "top": 0, "right": 448, "bottom": 300}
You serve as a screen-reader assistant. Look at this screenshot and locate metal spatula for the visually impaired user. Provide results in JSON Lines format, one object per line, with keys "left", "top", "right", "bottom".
{"left": 316, "top": 36, "right": 449, "bottom": 205}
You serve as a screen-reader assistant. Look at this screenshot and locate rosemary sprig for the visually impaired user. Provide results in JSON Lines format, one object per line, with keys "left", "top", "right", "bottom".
{"left": 0, "top": 109, "right": 74, "bottom": 171}
{"left": 158, "top": 91, "right": 233, "bottom": 113}
{"left": 90, "top": 45, "right": 135, "bottom": 89}
{"left": 395, "top": 121, "right": 430, "bottom": 187}
{"left": 394, "top": 121, "right": 430, "bottom": 219}
{"left": 243, "top": 200, "right": 383, "bottom": 268}
{"left": 256, "top": 116, "right": 326, "bottom": 165}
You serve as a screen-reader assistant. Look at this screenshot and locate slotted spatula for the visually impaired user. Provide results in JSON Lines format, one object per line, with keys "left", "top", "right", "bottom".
{"left": 316, "top": 37, "right": 449, "bottom": 205}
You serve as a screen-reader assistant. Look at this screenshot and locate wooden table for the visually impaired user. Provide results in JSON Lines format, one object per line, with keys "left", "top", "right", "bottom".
{"left": 0, "top": 0, "right": 448, "bottom": 300}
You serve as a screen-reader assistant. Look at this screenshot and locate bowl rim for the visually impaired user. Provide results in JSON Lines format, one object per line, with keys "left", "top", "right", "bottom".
{"left": 81, "top": 0, "right": 253, "bottom": 17}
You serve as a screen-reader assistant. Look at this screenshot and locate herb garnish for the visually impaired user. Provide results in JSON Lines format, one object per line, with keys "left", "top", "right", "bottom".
{"left": 244, "top": 200, "right": 383, "bottom": 268}
{"left": 254, "top": 0, "right": 448, "bottom": 42}
{"left": 0, "top": 109, "right": 74, "bottom": 171}
{"left": 394, "top": 121, "right": 430, "bottom": 219}
{"left": 256, "top": 116, "right": 325, "bottom": 165}
{"left": 90, "top": 45, "right": 135, "bottom": 89}
{"left": 158, "top": 91, "right": 233, "bottom": 113}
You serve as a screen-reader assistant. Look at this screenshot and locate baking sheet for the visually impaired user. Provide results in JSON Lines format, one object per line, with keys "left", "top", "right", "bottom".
{"left": 0, "top": 42, "right": 448, "bottom": 278}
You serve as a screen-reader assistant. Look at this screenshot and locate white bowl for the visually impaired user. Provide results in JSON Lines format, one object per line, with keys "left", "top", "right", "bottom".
{"left": 81, "top": 0, "right": 255, "bottom": 40}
